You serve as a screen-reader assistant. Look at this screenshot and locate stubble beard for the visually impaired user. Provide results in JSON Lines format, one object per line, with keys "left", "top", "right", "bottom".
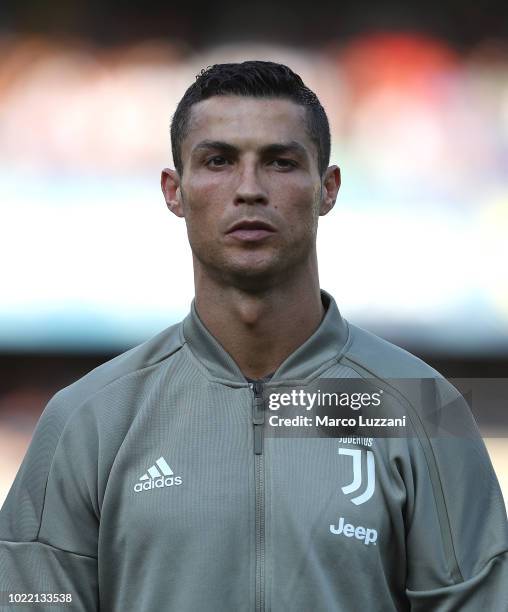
{"left": 191, "top": 229, "right": 318, "bottom": 294}
{"left": 183, "top": 187, "right": 321, "bottom": 293}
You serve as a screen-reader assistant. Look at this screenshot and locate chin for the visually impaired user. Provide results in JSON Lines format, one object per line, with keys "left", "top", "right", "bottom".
{"left": 198, "top": 247, "right": 309, "bottom": 288}
{"left": 223, "top": 261, "right": 290, "bottom": 291}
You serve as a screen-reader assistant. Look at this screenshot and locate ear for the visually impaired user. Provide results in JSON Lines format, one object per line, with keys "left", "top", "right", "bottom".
{"left": 161, "top": 168, "right": 185, "bottom": 218}
{"left": 319, "top": 165, "right": 341, "bottom": 216}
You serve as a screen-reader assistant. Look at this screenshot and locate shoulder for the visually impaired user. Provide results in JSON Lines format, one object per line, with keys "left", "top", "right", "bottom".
{"left": 0, "top": 322, "right": 185, "bottom": 541}
{"left": 343, "top": 321, "right": 442, "bottom": 380}
{"left": 45, "top": 320, "right": 185, "bottom": 425}
{"left": 340, "top": 321, "right": 464, "bottom": 410}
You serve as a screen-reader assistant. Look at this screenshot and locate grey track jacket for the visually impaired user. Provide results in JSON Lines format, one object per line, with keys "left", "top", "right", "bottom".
{"left": 1, "top": 290, "right": 507, "bottom": 611}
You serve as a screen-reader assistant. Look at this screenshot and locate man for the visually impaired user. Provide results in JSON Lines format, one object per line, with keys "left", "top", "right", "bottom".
{"left": 1, "top": 61, "right": 507, "bottom": 611}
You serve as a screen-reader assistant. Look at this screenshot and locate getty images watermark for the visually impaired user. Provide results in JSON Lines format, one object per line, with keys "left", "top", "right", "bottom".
{"left": 267, "top": 387, "right": 401, "bottom": 429}
{"left": 260, "top": 378, "right": 508, "bottom": 439}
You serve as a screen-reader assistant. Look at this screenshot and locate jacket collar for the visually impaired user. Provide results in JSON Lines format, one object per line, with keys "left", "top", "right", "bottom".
{"left": 181, "top": 289, "right": 349, "bottom": 385}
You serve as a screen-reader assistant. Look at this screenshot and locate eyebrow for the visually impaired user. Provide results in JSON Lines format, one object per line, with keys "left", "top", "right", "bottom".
{"left": 191, "top": 139, "right": 309, "bottom": 159}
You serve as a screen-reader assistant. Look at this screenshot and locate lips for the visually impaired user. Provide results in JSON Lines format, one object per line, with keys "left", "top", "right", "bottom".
{"left": 226, "top": 219, "right": 276, "bottom": 234}
{"left": 226, "top": 219, "right": 277, "bottom": 242}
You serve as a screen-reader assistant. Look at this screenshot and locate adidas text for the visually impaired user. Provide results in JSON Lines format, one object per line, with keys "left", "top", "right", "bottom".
{"left": 134, "top": 475, "right": 183, "bottom": 493}
{"left": 329, "top": 517, "right": 378, "bottom": 545}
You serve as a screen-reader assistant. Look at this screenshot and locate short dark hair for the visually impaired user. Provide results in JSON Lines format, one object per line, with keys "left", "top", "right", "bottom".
{"left": 170, "top": 60, "right": 331, "bottom": 178}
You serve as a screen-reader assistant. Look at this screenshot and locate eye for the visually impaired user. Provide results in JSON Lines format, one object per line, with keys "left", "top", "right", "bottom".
{"left": 206, "top": 155, "right": 230, "bottom": 167}
{"left": 271, "top": 158, "right": 297, "bottom": 169}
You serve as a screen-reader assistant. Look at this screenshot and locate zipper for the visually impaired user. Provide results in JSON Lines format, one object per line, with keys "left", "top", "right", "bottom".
{"left": 250, "top": 381, "right": 266, "bottom": 612}
{"left": 251, "top": 381, "right": 265, "bottom": 455}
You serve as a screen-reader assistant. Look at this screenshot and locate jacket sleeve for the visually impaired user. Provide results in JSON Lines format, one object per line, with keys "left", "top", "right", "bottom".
{"left": 403, "top": 379, "right": 508, "bottom": 611}
{"left": 0, "top": 391, "right": 99, "bottom": 611}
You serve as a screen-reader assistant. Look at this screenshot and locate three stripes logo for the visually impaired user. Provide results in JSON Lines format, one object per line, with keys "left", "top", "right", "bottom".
{"left": 338, "top": 448, "right": 375, "bottom": 505}
{"left": 133, "top": 456, "right": 183, "bottom": 493}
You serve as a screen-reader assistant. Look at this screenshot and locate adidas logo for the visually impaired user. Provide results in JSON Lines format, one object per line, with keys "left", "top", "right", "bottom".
{"left": 133, "top": 456, "right": 183, "bottom": 493}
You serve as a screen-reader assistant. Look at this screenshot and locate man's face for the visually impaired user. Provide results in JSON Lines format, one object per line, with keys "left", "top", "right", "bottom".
{"left": 162, "top": 95, "right": 339, "bottom": 290}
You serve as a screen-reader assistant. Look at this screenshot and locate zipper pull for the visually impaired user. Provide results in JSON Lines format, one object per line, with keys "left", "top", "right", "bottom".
{"left": 251, "top": 381, "right": 265, "bottom": 455}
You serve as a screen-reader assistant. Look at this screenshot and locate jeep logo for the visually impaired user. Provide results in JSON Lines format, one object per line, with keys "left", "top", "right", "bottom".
{"left": 330, "top": 517, "right": 378, "bottom": 545}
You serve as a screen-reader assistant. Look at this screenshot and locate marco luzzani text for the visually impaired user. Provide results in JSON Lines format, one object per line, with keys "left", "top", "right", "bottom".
{"left": 267, "top": 389, "right": 406, "bottom": 429}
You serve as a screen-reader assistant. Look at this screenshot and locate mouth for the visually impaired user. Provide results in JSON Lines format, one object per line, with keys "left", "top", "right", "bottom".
{"left": 226, "top": 219, "right": 277, "bottom": 242}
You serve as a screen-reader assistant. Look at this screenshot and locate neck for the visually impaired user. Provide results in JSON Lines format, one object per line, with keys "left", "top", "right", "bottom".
{"left": 193, "top": 264, "right": 325, "bottom": 380}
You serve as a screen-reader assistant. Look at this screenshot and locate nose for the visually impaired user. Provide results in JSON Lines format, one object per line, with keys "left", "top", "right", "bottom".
{"left": 234, "top": 162, "right": 268, "bottom": 206}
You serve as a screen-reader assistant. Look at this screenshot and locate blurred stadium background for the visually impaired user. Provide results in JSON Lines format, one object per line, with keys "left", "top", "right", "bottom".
{"left": 0, "top": 1, "right": 507, "bottom": 507}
